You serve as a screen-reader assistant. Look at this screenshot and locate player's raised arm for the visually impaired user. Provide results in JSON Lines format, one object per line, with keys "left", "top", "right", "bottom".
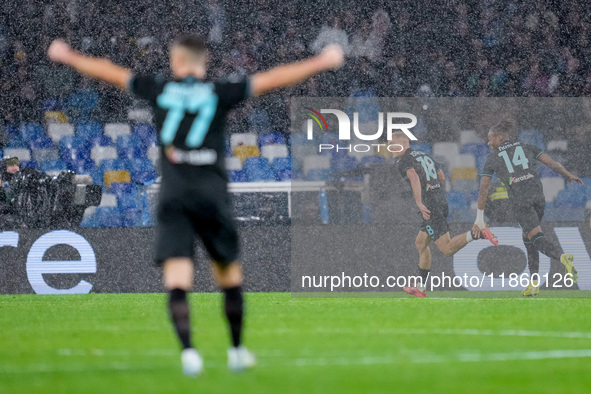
{"left": 537, "top": 153, "right": 584, "bottom": 186}
{"left": 249, "top": 45, "right": 344, "bottom": 97}
{"left": 48, "top": 39, "right": 132, "bottom": 90}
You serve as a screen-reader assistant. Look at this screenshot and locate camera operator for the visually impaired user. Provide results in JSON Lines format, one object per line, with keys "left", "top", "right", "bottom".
{"left": 0, "top": 156, "right": 100, "bottom": 229}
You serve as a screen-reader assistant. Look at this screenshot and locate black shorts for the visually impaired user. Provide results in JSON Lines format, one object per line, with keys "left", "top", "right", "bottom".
{"left": 420, "top": 202, "right": 450, "bottom": 241}
{"left": 512, "top": 196, "right": 545, "bottom": 235}
{"left": 155, "top": 193, "right": 239, "bottom": 266}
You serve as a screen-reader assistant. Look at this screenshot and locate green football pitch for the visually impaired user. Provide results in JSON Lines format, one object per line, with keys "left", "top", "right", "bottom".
{"left": 1, "top": 292, "right": 590, "bottom": 394}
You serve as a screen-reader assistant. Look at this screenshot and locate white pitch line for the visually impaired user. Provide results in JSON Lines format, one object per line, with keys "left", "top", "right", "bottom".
{"left": 2, "top": 349, "right": 591, "bottom": 374}
{"left": 257, "top": 327, "right": 591, "bottom": 339}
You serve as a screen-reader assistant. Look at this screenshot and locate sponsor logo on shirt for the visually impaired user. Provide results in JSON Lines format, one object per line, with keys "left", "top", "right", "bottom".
{"left": 509, "top": 173, "right": 534, "bottom": 185}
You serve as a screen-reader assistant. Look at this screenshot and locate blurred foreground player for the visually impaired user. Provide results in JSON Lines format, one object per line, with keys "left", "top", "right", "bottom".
{"left": 473, "top": 119, "right": 584, "bottom": 296}
{"left": 48, "top": 36, "right": 344, "bottom": 375}
{"left": 389, "top": 132, "right": 493, "bottom": 298}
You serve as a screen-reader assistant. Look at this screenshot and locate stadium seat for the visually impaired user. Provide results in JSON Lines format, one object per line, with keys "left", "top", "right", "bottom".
{"left": 3, "top": 148, "right": 31, "bottom": 162}
{"left": 47, "top": 123, "right": 74, "bottom": 144}
{"left": 433, "top": 142, "right": 460, "bottom": 166}
{"left": 76, "top": 122, "right": 102, "bottom": 140}
{"left": 452, "top": 179, "right": 479, "bottom": 193}
{"left": 447, "top": 190, "right": 468, "bottom": 210}
{"left": 543, "top": 207, "right": 585, "bottom": 222}
{"left": 91, "top": 146, "right": 118, "bottom": 165}
{"left": 40, "top": 159, "right": 67, "bottom": 173}
{"left": 20, "top": 124, "right": 47, "bottom": 143}
{"left": 303, "top": 155, "right": 330, "bottom": 177}
{"left": 128, "top": 108, "right": 153, "bottom": 123}
{"left": 44, "top": 111, "right": 68, "bottom": 124}
{"left": 128, "top": 158, "right": 158, "bottom": 184}
{"left": 258, "top": 132, "right": 285, "bottom": 147}
{"left": 360, "top": 156, "right": 386, "bottom": 167}
{"left": 228, "top": 169, "right": 247, "bottom": 182}
{"left": 233, "top": 145, "right": 260, "bottom": 163}
{"left": 291, "top": 144, "right": 317, "bottom": 159}
{"left": 546, "top": 140, "right": 567, "bottom": 151}
{"left": 230, "top": 133, "right": 258, "bottom": 150}
{"left": 410, "top": 142, "right": 432, "bottom": 154}
{"left": 104, "top": 123, "right": 131, "bottom": 141}
{"left": 273, "top": 157, "right": 291, "bottom": 181}
{"left": 225, "top": 157, "right": 243, "bottom": 171}
{"left": 331, "top": 155, "right": 358, "bottom": 175}
{"left": 118, "top": 192, "right": 140, "bottom": 210}
{"left": 451, "top": 209, "right": 474, "bottom": 223}
{"left": 133, "top": 124, "right": 158, "bottom": 148}
{"left": 289, "top": 132, "right": 313, "bottom": 147}
{"left": 116, "top": 135, "right": 144, "bottom": 160}
{"left": 29, "top": 138, "right": 54, "bottom": 149}
{"left": 450, "top": 153, "right": 476, "bottom": 169}
{"left": 348, "top": 146, "right": 375, "bottom": 163}
{"left": 99, "top": 159, "right": 127, "bottom": 172}
{"left": 19, "top": 160, "right": 39, "bottom": 170}
{"left": 147, "top": 146, "right": 160, "bottom": 163}
{"left": 459, "top": 130, "right": 484, "bottom": 145}
{"left": 261, "top": 144, "right": 288, "bottom": 163}
{"left": 451, "top": 167, "right": 478, "bottom": 181}
{"left": 33, "top": 148, "right": 59, "bottom": 163}
{"left": 121, "top": 209, "right": 143, "bottom": 227}
{"left": 540, "top": 177, "right": 565, "bottom": 202}
{"left": 318, "top": 132, "right": 339, "bottom": 146}
{"left": 67, "top": 90, "right": 98, "bottom": 121}
{"left": 104, "top": 170, "right": 131, "bottom": 190}
{"left": 555, "top": 189, "right": 586, "bottom": 208}
{"left": 307, "top": 168, "right": 331, "bottom": 181}
{"left": 93, "top": 206, "right": 122, "bottom": 227}
{"left": 109, "top": 182, "right": 136, "bottom": 198}
{"left": 243, "top": 157, "right": 275, "bottom": 182}
{"left": 461, "top": 143, "right": 490, "bottom": 157}
{"left": 518, "top": 130, "right": 545, "bottom": 150}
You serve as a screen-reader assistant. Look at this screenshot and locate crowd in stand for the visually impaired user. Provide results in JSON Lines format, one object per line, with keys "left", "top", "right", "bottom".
{"left": 1, "top": 0, "right": 591, "bottom": 155}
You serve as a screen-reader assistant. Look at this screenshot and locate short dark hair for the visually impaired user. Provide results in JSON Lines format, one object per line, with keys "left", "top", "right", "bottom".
{"left": 489, "top": 117, "right": 517, "bottom": 139}
{"left": 173, "top": 35, "right": 208, "bottom": 58}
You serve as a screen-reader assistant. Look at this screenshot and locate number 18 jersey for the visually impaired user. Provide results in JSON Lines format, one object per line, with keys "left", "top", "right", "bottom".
{"left": 398, "top": 148, "right": 447, "bottom": 210}
{"left": 481, "top": 141, "right": 544, "bottom": 200}
{"left": 129, "top": 74, "right": 250, "bottom": 199}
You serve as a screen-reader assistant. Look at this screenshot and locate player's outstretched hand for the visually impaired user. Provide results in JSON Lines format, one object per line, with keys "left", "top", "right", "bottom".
{"left": 566, "top": 174, "right": 584, "bottom": 186}
{"left": 417, "top": 203, "right": 431, "bottom": 220}
{"left": 319, "top": 45, "right": 345, "bottom": 70}
{"left": 48, "top": 39, "right": 73, "bottom": 64}
{"left": 472, "top": 223, "right": 482, "bottom": 238}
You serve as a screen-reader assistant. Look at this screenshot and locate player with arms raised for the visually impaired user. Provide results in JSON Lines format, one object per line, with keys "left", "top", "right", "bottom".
{"left": 389, "top": 132, "right": 493, "bottom": 298}
{"left": 48, "top": 36, "right": 344, "bottom": 375}
{"left": 473, "top": 118, "right": 583, "bottom": 296}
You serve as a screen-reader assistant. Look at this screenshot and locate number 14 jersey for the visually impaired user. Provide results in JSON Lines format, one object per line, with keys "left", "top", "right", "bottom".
{"left": 481, "top": 141, "right": 544, "bottom": 200}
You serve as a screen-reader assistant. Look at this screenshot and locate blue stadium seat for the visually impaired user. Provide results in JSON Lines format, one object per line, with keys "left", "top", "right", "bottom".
{"left": 331, "top": 155, "right": 358, "bottom": 173}
{"left": 128, "top": 158, "right": 158, "bottom": 184}
{"left": 133, "top": 124, "right": 158, "bottom": 149}
{"left": 290, "top": 133, "right": 313, "bottom": 147}
{"left": 518, "top": 130, "right": 545, "bottom": 150}
{"left": 116, "top": 135, "right": 144, "bottom": 160}
{"left": 272, "top": 157, "right": 291, "bottom": 181}
{"left": 67, "top": 90, "right": 99, "bottom": 121}
{"left": 20, "top": 124, "right": 46, "bottom": 142}
{"left": 69, "top": 159, "right": 95, "bottom": 174}
{"left": 43, "top": 98, "right": 63, "bottom": 112}
{"left": 29, "top": 137, "right": 54, "bottom": 149}
{"left": 76, "top": 122, "right": 102, "bottom": 139}
{"left": 5, "top": 125, "right": 28, "bottom": 148}
{"left": 555, "top": 189, "right": 586, "bottom": 208}
{"left": 447, "top": 190, "right": 468, "bottom": 210}
{"left": 19, "top": 160, "right": 39, "bottom": 170}
{"left": 228, "top": 169, "right": 247, "bottom": 182}
{"left": 40, "top": 160, "right": 68, "bottom": 172}
{"left": 258, "top": 132, "right": 285, "bottom": 147}
{"left": 99, "top": 159, "right": 128, "bottom": 172}
{"left": 121, "top": 209, "right": 143, "bottom": 227}
{"left": 109, "top": 182, "right": 136, "bottom": 198}
{"left": 319, "top": 132, "right": 339, "bottom": 146}
{"left": 307, "top": 168, "right": 331, "bottom": 181}
{"left": 452, "top": 179, "right": 479, "bottom": 193}
{"left": 543, "top": 207, "right": 585, "bottom": 222}
{"left": 451, "top": 209, "right": 474, "bottom": 223}
{"left": 93, "top": 206, "right": 122, "bottom": 227}
{"left": 461, "top": 142, "right": 490, "bottom": 157}
{"left": 118, "top": 193, "right": 140, "bottom": 210}
{"left": 361, "top": 156, "right": 386, "bottom": 167}
{"left": 243, "top": 157, "right": 275, "bottom": 182}
{"left": 410, "top": 142, "right": 432, "bottom": 154}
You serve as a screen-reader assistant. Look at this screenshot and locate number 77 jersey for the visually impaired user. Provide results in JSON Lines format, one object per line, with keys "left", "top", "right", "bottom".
{"left": 128, "top": 74, "right": 250, "bottom": 187}
{"left": 481, "top": 141, "right": 545, "bottom": 200}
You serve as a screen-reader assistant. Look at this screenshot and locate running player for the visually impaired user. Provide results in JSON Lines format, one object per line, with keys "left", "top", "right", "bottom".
{"left": 473, "top": 118, "right": 584, "bottom": 296}
{"left": 48, "top": 36, "right": 344, "bottom": 375}
{"left": 389, "top": 132, "right": 490, "bottom": 298}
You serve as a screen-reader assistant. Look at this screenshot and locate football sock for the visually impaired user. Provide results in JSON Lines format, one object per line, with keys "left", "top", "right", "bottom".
{"left": 531, "top": 232, "right": 563, "bottom": 261}
{"left": 223, "top": 286, "right": 244, "bottom": 348}
{"left": 466, "top": 231, "right": 473, "bottom": 242}
{"left": 168, "top": 288, "right": 192, "bottom": 349}
{"left": 523, "top": 236, "right": 539, "bottom": 275}
{"left": 418, "top": 268, "right": 430, "bottom": 290}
